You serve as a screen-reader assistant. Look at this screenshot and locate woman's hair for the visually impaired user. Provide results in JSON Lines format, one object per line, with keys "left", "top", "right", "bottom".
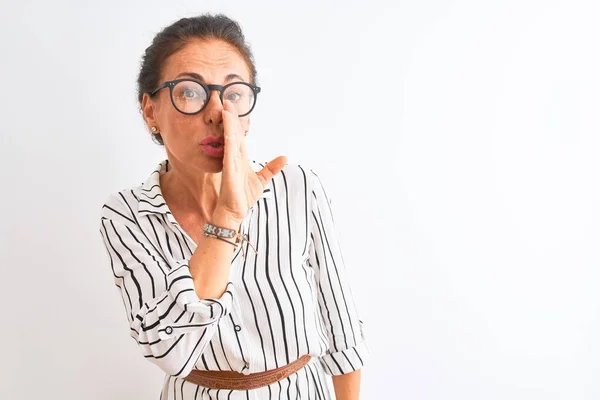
{"left": 137, "top": 14, "right": 257, "bottom": 145}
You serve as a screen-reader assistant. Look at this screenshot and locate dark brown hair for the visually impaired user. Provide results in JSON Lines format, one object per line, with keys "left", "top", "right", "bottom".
{"left": 137, "top": 14, "right": 257, "bottom": 145}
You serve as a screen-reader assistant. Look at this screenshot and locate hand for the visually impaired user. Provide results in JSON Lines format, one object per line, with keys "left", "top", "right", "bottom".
{"left": 213, "top": 100, "right": 287, "bottom": 227}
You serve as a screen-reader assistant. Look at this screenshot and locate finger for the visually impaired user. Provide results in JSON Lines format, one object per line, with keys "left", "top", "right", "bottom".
{"left": 221, "top": 101, "right": 245, "bottom": 169}
{"left": 222, "top": 100, "right": 244, "bottom": 140}
{"left": 256, "top": 156, "right": 288, "bottom": 186}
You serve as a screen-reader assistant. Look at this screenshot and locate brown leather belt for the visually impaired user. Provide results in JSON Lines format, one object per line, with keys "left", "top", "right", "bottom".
{"left": 183, "top": 355, "right": 311, "bottom": 390}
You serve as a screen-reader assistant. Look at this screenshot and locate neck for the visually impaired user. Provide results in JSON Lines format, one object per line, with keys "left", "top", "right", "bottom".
{"left": 160, "top": 160, "right": 222, "bottom": 222}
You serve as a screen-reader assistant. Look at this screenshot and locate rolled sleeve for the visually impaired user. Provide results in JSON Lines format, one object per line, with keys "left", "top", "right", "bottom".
{"left": 100, "top": 194, "right": 234, "bottom": 377}
{"left": 309, "top": 170, "right": 370, "bottom": 376}
{"left": 319, "top": 334, "right": 369, "bottom": 376}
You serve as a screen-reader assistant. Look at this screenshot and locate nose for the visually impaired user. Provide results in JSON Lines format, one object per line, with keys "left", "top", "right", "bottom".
{"left": 202, "top": 89, "right": 224, "bottom": 125}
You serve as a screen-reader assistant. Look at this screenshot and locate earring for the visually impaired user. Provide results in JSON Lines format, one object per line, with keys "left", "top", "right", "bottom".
{"left": 151, "top": 126, "right": 159, "bottom": 133}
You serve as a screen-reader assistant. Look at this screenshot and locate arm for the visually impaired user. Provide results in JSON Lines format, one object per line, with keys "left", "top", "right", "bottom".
{"left": 99, "top": 193, "right": 239, "bottom": 377}
{"left": 189, "top": 210, "right": 242, "bottom": 299}
{"left": 308, "top": 170, "right": 369, "bottom": 390}
{"left": 333, "top": 370, "right": 362, "bottom": 400}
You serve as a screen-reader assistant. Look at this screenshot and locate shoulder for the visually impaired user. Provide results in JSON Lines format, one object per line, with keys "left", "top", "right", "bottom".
{"left": 100, "top": 160, "right": 165, "bottom": 223}
{"left": 99, "top": 183, "right": 144, "bottom": 224}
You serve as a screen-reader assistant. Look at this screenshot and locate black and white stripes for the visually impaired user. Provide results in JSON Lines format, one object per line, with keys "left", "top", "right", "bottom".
{"left": 99, "top": 160, "right": 368, "bottom": 399}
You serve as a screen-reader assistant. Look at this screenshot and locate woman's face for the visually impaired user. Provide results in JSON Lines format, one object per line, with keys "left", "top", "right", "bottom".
{"left": 142, "top": 38, "right": 252, "bottom": 173}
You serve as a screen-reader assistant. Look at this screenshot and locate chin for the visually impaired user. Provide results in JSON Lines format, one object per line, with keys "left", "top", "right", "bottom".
{"left": 197, "top": 156, "right": 224, "bottom": 173}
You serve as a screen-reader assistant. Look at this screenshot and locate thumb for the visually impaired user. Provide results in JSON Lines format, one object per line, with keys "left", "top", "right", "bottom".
{"left": 256, "top": 156, "right": 288, "bottom": 186}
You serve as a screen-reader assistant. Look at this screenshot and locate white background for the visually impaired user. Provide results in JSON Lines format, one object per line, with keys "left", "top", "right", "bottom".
{"left": 1, "top": 0, "right": 599, "bottom": 399}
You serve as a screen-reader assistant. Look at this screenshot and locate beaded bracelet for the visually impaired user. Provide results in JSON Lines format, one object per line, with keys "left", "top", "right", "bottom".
{"left": 203, "top": 222, "right": 257, "bottom": 259}
{"left": 203, "top": 222, "right": 237, "bottom": 239}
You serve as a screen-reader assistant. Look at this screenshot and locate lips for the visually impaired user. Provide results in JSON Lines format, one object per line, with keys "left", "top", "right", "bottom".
{"left": 200, "top": 136, "right": 225, "bottom": 157}
{"left": 200, "top": 136, "right": 225, "bottom": 146}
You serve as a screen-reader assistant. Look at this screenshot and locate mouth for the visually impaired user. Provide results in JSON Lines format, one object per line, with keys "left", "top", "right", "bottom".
{"left": 199, "top": 136, "right": 226, "bottom": 157}
{"left": 200, "top": 136, "right": 225, "bottom": 147}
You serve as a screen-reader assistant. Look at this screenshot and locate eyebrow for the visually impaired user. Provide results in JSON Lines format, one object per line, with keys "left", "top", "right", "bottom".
{"left": 174, "top": 72, "right": 247, "bottom": 83}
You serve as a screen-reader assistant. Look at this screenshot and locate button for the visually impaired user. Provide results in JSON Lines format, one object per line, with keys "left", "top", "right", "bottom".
{"left": 241, "top": 362, "right": 250, "bottom": 375}
{"left": 234, "top": 325, "right": 242, "bottom": 332}
{"left": 165, "top": 326, "right": 173, "bottom": 335}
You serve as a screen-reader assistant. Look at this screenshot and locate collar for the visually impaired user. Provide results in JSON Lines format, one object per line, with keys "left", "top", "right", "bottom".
{"left": 138, "top": 159, "right": 273, "bottom": 218}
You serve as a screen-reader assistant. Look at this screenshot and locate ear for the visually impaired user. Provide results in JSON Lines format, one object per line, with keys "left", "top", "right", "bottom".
{"left": 141, "top": 93, "right": 158, "bottom": 130}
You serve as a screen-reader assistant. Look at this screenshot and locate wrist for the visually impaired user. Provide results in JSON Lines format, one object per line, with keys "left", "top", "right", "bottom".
{"left": 211, "top": 210, "right": 243, "bottom": 231}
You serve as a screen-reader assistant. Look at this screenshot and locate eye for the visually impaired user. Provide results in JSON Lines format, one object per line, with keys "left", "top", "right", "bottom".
{"left": 225, "top": 91, "right": 242, "bottom": 102}
{"left": 173, "top": 81, "right": 205, "bottom": 103}
{"left": 183, "top": 88, "right": 199, "bottom": 99}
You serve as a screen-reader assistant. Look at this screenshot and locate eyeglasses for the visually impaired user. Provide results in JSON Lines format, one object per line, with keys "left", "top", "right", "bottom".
{"left": 149, "top": 79, "right": 261, "bottom": 117}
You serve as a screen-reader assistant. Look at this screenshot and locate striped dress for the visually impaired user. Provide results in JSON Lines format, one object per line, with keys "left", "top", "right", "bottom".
{"left": 99, "top": 159, "right": 369, "bottom": 399}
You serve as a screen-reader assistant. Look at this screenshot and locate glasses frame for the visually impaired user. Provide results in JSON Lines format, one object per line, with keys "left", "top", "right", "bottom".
{"left": 149, "top": 79, "right": 261, "bottom": 117}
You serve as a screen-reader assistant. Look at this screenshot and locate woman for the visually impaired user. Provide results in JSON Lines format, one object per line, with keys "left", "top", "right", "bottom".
{"left": 99, "top": 14, "right": 368, "bottom": 400}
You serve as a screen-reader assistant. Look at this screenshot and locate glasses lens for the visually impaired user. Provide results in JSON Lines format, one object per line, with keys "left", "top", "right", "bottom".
{"left": 223, "top": 83, "right": 256, "bottom": 116}
{"left": 172, "top": 81, "right": 207, "bottom": 113}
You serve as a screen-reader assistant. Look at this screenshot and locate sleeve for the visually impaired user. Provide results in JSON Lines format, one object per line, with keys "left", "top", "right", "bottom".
{"left": 308, "top": 171, "right": 370, "bottom": 376}
{"left": 99, "top": 193, "right": 234, "bottom": 377}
